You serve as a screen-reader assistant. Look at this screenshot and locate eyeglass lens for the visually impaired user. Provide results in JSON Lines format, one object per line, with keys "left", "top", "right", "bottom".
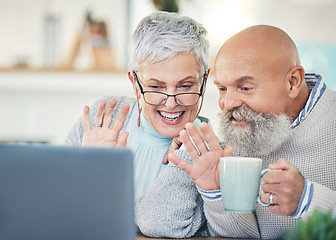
{"left": 133, "top": 71, "right": 206, "bottom": 106}
{"left": 143, "top": 92, "right": 200, "bottom": 106}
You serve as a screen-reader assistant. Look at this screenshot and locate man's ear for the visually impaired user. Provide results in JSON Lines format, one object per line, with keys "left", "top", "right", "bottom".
{"left": 128, "top": 71, "right": 140, "bottom": 98}
{"left": 287, "top": 65, "right": 305, "bottom": 99}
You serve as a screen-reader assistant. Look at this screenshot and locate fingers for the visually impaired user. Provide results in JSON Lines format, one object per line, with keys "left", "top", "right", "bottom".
{"left": 185, "top": 123, "right": 209, "bottom": 153}
{"left": 102, "top": 99, "right": 117, "bottom": 128}
{"left": 172, "top": 137, "right": 182, "bottom": 149}
{"left": 267, "top": 205, "right": 287, "bottom": 216}
{"left": 199, "top": 122, "right": 222, "bottom": 152}
{"left": 262, "top": 170, "right": 283, "bottom": 184}
{"left": 110, "top": 103, "right": 130, "bottom": 136}
{"left": 262, "top": 173, "right": 304, "bottom": 199}
{"left": 263, "top": 160, "right": 302, "bottom": 185}
{"left": 169, "top": 153, "right": 193, "bottom": 176}
{"left": 83, "top": 106, "right": 91, "bottom": 132}
{"left": 93, "top": 100, "right": 107, "bottom": 126}
{"left": 223, "top": 145, "right": 233, "bottom": 157}
{"left": 180, "top": 122, "right": 214, "bottom": 160}
{"left": 162, "top": 137, "right": 182, "bottom": 164}
{"left": 180, "top": 129, "right": 201, "bottom": 161}
{"left": 261, "top": 166, "right": 305, "bottom": 216}
{"left": 179, "top": 122, "right": 223, "bottom": 163}
{"left": 268, "top": 158, "right": 291, "bottom": 171}
{"left": 116, "top": 131, "right": 129, "bottom": 147}
{"left": 264, "top": 193, "right": 298, "bottom": 216}
{"left": 260, "top": 192, "right": 279, "bottom": 205}
{"left": 163, "top": 153, "right": 169, "bottom": 165}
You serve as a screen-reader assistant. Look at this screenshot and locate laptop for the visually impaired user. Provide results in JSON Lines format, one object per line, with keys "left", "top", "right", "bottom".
{"left": 0, "top": 144, "right": 135, "bottom": 240}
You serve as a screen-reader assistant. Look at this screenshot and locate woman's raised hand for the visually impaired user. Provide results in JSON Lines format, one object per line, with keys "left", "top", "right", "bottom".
{"left": 82, "top": 99, "right": 130, "bottom": 147}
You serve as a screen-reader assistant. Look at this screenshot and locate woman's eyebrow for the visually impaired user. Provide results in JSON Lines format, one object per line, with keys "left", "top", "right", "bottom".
{"left": 177, "top": 76, "right": 198, "bottom": 83}
{"left": 145, "top": 75, "right": 198, "bottom": 85}
{"left": 143, "top": 78, "right": 166, "bottom": 85}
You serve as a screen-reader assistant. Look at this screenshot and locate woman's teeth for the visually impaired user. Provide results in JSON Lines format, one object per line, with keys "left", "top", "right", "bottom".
{"left": 159, "top": 111, "right": 184, "bottom": 120}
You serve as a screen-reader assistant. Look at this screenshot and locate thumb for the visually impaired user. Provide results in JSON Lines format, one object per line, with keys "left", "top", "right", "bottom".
{"left": 163, "top": 152, "right": 169, "bottom": 165}
{"left": 116, "top": 131, "right": 129, "bottom": 147}
{"left": 223, "top": 145, "right": 233, "bottom": 157}
{"left": 268, "top": 158, "right": 291, "bottom": 171}
{"left": 169, "top": 153, "right": 193, "bottom": 176}
{"left": 162, "top": 137, "right": 182, "bottom": 164}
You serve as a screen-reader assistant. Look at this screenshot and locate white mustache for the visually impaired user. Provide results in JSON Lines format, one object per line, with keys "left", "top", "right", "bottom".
{"left": 222, "top": 105, "right": 261, "bottom": 123}
{"left": 219, "top": 105, "right": 292, "bottom": 157}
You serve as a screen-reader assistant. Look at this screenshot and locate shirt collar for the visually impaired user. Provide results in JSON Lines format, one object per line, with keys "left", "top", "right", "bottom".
{"left": 291, "top": 73, "right": 326, "bottom": 129}
{"left": 139, "top": 111, "right": 172, "bottom": 146}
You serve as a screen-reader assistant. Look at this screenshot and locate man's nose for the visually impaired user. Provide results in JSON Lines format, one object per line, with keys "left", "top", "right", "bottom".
{"left": 220, "top": 91, "right": 243, "bottom": 111}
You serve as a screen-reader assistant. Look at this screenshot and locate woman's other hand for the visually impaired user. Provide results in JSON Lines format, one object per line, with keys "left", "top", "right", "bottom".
{"left": 163, "top": 137, "right": 182, "bottom": 164}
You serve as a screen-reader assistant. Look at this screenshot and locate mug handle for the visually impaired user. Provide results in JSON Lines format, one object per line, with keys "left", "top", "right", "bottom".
{"left": 257, "top": 168, "right": 271, "bottom": 207}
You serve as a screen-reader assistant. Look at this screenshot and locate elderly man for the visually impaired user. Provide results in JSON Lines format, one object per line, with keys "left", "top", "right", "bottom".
{"left": 166, "top": 25, "right": 336, "bottom": 239}
{"left": 136, "top": 25, "right": 335, "bottom": 239}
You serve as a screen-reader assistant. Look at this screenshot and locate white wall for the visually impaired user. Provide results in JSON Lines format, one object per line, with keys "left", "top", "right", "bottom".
{"left": 0, "top": 0, "right": 130, "bottom": 69}
{"left": 1, "top": 0, "right": 336, "bottom": 69}
{"left": 0, "top": 72, "right": 220, "bottom": 144}
{"left": 0, "top": 0, "right": 335, "bottom": 144}
{"left": 0, "top": 72, "right": 130, "bottom": 143}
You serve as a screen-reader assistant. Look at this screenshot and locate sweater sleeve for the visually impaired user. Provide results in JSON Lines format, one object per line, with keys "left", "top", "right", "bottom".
{"left": 193, "top": 142, "right": 260, "bottom": 238}
{"left": 135, "top": 149, "right": 206, "bottom": 238}
{"left": 303, "top": 181, "right": 336, "bottom": 218}
{"left": 203, "top": 197, "right": 260, "bottom": 238}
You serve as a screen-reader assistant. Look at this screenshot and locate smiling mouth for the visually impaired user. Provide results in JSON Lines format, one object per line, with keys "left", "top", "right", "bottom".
{"left": 230, "top": 116, "right": 250, "bottom": 127}
{"left": 159, "top": 111, "right": 184, "bottom": 121}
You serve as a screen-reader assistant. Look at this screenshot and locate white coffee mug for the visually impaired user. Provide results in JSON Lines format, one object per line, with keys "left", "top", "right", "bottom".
{"left": 220, "top": 156, "right": 271, "bottom": 212}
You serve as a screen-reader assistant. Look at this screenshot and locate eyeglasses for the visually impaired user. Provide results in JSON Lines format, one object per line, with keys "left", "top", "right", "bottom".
{"left": 133, "top": 71, "right": 207, "bottom": 107}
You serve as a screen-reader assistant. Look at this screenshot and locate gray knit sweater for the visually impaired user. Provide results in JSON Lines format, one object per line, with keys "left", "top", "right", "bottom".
{"left": 137, "top": 87, "right": 336, "bottom": 239}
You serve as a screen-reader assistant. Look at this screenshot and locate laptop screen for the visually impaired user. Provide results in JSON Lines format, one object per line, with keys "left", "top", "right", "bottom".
{"left": 0, "top": 144, "right": 135, "bottom": 240}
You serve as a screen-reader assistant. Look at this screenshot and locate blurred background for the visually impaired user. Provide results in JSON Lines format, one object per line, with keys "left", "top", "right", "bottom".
{"left": 0, "top": 0, "right": 335, "bottom": 144}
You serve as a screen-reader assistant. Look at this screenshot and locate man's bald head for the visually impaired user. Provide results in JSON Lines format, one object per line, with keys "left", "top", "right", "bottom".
{"left": 216, "top": 25, "right": 300, "bottom": 78}
{"left": 214, "top": 24, "right": 309, "bottom": 121}
{"left": 215, "top": 25, "right": 310, "bottom": 157}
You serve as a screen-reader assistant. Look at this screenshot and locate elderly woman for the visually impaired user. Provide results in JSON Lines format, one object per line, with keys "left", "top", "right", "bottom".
{"left": 65, "top": 11, "right": 209, "bottom": 237}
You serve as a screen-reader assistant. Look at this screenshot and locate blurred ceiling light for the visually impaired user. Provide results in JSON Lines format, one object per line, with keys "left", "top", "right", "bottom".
{"left": 203, "top": 0, "right": 257, "bottom": 47}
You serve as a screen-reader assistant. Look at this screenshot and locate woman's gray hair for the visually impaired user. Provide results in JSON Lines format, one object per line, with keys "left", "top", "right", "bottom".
{"left": 129, "top": 11, "right": 209, "bottom": 75}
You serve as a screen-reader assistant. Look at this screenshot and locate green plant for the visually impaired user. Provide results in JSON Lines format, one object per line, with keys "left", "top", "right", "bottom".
{"left": 285, "top": 209, "right": 336, "bottom": 240}
{"left": 152, "top": 0, "right": 179, "bottom": 13}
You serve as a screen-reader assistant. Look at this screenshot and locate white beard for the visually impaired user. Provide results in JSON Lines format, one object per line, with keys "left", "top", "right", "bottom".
{"left": 218, "top": 105, "right": 292, "bottom": 157}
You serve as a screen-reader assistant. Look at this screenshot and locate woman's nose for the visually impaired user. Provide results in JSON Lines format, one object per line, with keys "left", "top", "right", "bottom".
{"left": 165, "top": 95, "right": 178, "bottom": 109}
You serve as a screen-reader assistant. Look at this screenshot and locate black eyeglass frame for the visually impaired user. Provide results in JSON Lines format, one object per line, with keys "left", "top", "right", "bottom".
{"left": 132, "top": 71, "right": 207, "bottom": 107}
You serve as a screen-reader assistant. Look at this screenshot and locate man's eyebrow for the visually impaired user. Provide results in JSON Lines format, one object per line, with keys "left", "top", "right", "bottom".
{"left": 213, "top": 80, "right": 221, "bottom": 86}
{"left": 214, "top": 76, "right": 254, "bottom": 86}
{"left": 236, "top": 76, "right": 254, "bottom": 83}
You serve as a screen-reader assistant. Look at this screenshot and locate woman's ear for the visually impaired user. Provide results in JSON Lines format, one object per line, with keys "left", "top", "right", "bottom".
{"left": 128, "top": 71, "right": 140, "bottom": 98}
{"left": 206, "top": 68, "right": 210, "bottom": 79}
{"left": 201, "top": 69, "right": 210, "bottom": 97}
{"left": 287, "top": 65, "right": 305, "bottom": 99}
{"left": 196, "top": 69, "right": 210, "bottom": 117}
{"left": 128, "top": 71, "right": 135, "bottom": 85}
